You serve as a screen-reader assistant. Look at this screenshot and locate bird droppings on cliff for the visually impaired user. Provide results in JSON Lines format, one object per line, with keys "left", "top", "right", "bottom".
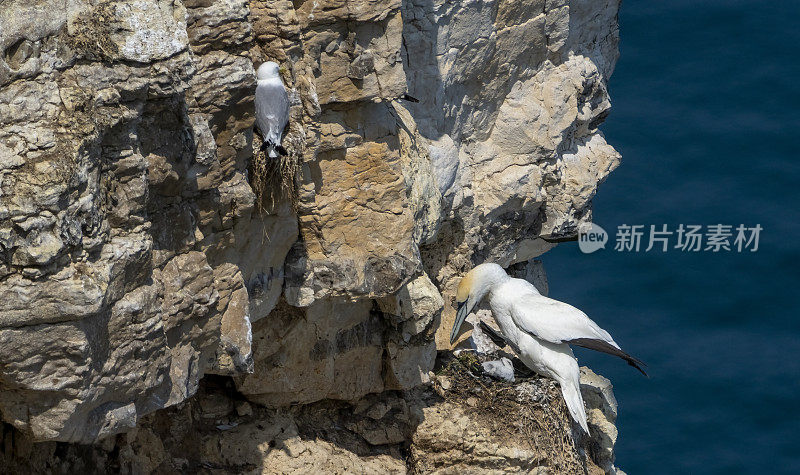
{"left": 451, "top": 263, "right": 646, "bottom": 434}
{"left": 255, "top": 61, "right": 289, "bottom": 158}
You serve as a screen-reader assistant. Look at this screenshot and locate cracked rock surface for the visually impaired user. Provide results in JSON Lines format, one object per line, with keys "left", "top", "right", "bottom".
{"left": 1, "top": 0, "right": 624, "bottom": 471}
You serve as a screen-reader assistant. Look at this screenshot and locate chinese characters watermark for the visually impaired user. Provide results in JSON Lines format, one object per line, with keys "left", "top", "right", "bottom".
{"left": 578, "top": 223, "right": 762, "bottom": 254}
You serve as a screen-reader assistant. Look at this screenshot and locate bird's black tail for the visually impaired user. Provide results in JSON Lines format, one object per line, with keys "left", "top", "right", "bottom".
{"left": 261, "top": 140, "right": 288, "bottom": 157}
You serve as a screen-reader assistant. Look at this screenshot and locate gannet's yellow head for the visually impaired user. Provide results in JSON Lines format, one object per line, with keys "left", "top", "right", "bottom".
{"left": 450, "top": 263, "right": 507, "bottom": 345}
{"left": 455, "top": 270, "right": 474, "bottom": 305}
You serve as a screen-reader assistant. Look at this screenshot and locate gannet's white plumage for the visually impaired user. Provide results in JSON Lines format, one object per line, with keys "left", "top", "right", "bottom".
{"left": 255, "top": 62, "right": 289, "bottom": 158}
{"left": 451, "top": 263, "right": 646, "bottom": 434}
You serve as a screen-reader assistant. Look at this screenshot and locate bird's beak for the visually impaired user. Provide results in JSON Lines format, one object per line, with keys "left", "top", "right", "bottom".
{"left": 450, "top": 299, "right": 472, "bottom": 345}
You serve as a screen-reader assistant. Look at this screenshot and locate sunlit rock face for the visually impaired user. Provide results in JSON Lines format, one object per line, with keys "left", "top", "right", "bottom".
{"left": 0, "top": 0, "right": 286, "bottom": 443}
{"left": 0, "top": 0, "right": 621, "bottom": 447}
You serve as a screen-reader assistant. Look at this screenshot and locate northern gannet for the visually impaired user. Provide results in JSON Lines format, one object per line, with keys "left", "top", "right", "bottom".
{"left": 255, "top": 61, "right": 289, "bottom": 158}
{"left": 450, "top": 263, "right": 646, "bottom": 433}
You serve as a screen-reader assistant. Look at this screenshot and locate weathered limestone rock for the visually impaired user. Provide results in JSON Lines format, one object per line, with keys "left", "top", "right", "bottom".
{"left": 397, "top": 0, "right": 622, "bottom": 346}
{"left": 378, "top": 273, "right": 443, "bottom": 343}
{"left": 237, "top": 275, "right": 440, "bottom": 404}
{"left": 1, "top": 0, "right": 625, "bottom": 464}
{"left": 284, "top": 103, "right": 421, "bottom": 306}
{"left": 236, "top": 298, "right": 386, "bottom": 406}
{"left": 379, "top": 274, "right": 442, "bottom": 389}
{"left": 0, "top": 0, "right": 285, "bottom": 442}
{"left": 581, "top": 367, "right": 625, "bottom": 475}
{"left": 0, "top": 368, "right": 624, "bottom": 474}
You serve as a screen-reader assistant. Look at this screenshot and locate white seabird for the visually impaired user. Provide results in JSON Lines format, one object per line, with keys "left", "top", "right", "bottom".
{"left": 255, "top": 61, "right": 290, "bottom": 158}
{"left": 450, "top": 263, "right": 646, "bottom": 433}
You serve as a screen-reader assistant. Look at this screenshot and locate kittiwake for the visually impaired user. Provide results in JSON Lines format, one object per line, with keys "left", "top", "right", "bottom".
{"left": 255, "top": 61, "right": 289, "bottom": 158}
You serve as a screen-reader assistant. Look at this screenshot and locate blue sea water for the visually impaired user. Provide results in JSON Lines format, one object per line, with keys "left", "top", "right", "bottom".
{"left": 541, "top": 1, "right": 800, "bottom": 473}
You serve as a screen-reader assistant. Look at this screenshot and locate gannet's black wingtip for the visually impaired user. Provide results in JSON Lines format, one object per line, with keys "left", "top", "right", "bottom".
{"left": 567, "top": 337, "right": 649, "bottom": 377}
{"left": 624, "top": 357, "right": 649, "bottom": 377}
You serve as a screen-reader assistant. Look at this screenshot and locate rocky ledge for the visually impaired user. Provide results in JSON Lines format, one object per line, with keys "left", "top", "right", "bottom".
{"left": 1, "top": 356, "right": 623, "bottom": 474}
{"left": 0, "top": 0, "right": 624, "bottom": 471}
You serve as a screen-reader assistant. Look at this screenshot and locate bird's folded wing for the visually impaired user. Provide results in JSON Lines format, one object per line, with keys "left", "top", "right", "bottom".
{"left": 509, "top": 294, "right": 619, "bottom": 348}
{"left": 509, "top": 294, "right": 648, "bottom": 376}
{"left": 255, "top": 82, "right": 290, "bottom": 130}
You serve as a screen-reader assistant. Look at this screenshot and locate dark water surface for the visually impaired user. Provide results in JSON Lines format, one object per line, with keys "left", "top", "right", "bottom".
{"left": 542, "top": 1, "right": 800, "bottom": 472}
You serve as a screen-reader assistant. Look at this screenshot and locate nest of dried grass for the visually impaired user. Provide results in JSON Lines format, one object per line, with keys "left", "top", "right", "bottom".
{"left": 250, "top": 135, "right": 300, "bottom": 214}
{"left": 432, "top": 351, "right": 586, "bottom": 472}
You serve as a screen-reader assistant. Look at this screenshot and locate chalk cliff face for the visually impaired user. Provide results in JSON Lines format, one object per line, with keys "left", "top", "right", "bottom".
{"left": 0, "top": 0, "right": 622, "bottom": 470}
